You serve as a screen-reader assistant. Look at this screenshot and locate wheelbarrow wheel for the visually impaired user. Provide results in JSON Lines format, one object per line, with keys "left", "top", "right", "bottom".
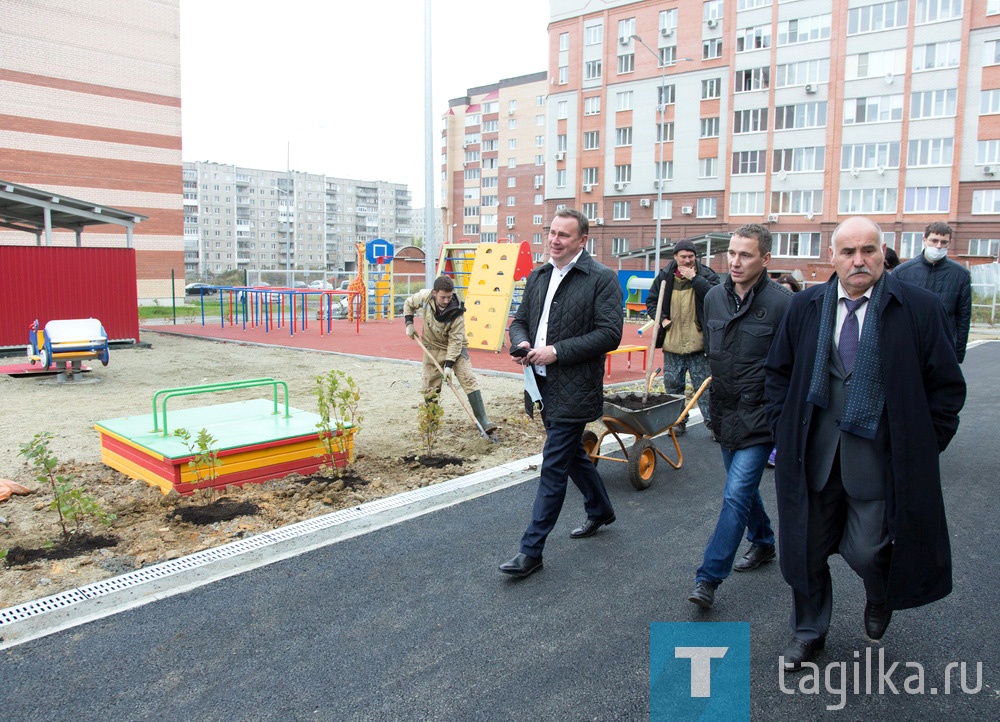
{"left": 627, "top": 438, "right": 656, "bottom": 490}
{"left": 581, "top": 430, "right": 600, "bottom": 465}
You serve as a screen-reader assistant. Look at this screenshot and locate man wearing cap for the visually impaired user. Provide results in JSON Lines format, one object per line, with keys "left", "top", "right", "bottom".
{"left": 645, "top": 239, "right": 720, "bottom": 436}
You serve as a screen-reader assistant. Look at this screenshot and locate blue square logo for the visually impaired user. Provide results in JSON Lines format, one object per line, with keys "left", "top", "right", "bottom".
{"left": 650, "top": 622, "right": 750, "bottom": 722}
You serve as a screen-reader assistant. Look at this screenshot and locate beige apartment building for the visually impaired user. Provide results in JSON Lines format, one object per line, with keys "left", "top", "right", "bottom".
{"left": 183, "top": 161, "right": 412, "bottom": 279}
{"left": 538, "top": 0, "right": 1000, "bottom": 277}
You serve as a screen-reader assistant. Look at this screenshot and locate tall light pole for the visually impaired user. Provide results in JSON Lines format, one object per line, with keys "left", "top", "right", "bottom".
{"left": 423, "top": 0, "right": 436, "bottom": 286}
{"left": 632, "top": 35, "right": 690, "bottom": 273}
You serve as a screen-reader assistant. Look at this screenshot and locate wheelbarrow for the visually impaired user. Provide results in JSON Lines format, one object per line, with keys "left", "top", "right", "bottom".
{"left": 582, "top": 377, "right": 712, "bottom": 490}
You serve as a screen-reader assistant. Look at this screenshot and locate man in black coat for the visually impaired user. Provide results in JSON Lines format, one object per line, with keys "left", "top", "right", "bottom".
{"left": 500, "top": 209, "right": 623, "bottom": 577}
{"left": 644, "top": 240, "right": 720, "bottom": 435}
{"left": 765, "top": 216, "right": 966, "bottom": 671}
{"left": 893, "top": 222, "right": 973, "bottom": 362}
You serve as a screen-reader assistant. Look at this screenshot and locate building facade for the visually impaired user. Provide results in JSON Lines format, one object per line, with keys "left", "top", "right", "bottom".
{"left": 1, "top": 0, "right": 184, "bottom": 303}
{"left": 441, "top": 72, "right": 552, "bottom": 262}
{"left": 183, "top": 161, "right": 412, "bottom": 279}
{"left": 542, "top": 0, "right": 1000, "bottom": 278}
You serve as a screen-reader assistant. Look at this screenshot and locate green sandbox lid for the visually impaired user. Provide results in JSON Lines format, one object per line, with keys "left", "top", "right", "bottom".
{"left": 95, "top": 398, "right": 341, "bottom": 460}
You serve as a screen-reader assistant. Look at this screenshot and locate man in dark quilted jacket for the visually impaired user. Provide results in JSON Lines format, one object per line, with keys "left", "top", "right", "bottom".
{"left": 499, "top": 209, "right": 623, "bottom": 578}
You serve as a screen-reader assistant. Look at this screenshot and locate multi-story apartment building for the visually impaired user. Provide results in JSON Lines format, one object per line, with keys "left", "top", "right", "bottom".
{"left": 183, "top": 161, "right": 412, "bottom": 278}
{"left": 441, "top": 72, "right": 552, "bottom": 262}
{"left": 2, "top": 0, "right": 184, "bottom": 303}
{"left": 543, "top": 0, "right": 1000, "bottom": 278}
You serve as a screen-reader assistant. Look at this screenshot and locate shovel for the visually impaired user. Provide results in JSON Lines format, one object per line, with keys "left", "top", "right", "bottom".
{"left": 412, "top": 335, "right": 493, "bottom": 441}
{"left": 643, "top": 280, "right": 668, "bottom": 405}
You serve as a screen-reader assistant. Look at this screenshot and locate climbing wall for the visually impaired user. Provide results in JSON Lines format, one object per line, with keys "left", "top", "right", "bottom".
{"left": 436, "top": 242, "right": 479, "bottom": 302}
{"left": 464, "top": 242, "right": 534, "bottom": 352}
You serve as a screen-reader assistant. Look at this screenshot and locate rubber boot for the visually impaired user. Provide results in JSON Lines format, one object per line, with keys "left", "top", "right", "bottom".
{"left": 467, "top": 390, "right": 499, "bottom": 440}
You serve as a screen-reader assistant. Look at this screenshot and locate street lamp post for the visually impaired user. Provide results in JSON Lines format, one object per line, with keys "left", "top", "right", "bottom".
{"left": 632, "top": 35, "right": 690, "bottom": 273}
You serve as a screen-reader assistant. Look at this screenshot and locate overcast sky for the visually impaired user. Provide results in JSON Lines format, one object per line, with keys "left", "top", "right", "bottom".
{"left": 179, "top": 0, "right": 551, "bottom": 209}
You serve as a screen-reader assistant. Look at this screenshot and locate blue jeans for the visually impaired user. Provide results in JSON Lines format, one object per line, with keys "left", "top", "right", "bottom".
{"left": 696, "top": 443, "right": 775, "bottom": 586}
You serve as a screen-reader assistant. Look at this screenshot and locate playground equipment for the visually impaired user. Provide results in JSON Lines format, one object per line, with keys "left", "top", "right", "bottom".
{"left": 28, "top": 318, "right": 109, "bottom": 381}
{"left": 438, "top": 240, "right": 534, "bottom": 352}
{"left": 96, "top": 378, "right": 354, "bottom": 495}
{"left": 623, "top": 275, "right": 655, "bottom": 318}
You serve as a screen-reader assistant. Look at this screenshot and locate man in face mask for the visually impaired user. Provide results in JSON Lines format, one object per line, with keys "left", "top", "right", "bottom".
{"left": 893, "top": 222, "right": 972, "bottom": 362}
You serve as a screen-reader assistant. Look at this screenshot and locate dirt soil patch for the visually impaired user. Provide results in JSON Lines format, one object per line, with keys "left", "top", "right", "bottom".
{"left": 0, "top": 331, "right": 551, "bottom": 610}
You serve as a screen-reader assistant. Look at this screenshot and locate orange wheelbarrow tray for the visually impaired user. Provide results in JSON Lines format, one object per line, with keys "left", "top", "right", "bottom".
{"left": 583, "top": 376, "right": 711, "bottom": 490}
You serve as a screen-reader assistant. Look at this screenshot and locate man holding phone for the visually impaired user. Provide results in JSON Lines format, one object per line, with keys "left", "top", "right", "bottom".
{"left": 500, "top": 209, "right": 623, "bottom": 578}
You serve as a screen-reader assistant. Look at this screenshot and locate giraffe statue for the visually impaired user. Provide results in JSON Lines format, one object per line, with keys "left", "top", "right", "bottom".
{"left": 346, "top": 242, "right": 367, "bottom": 322}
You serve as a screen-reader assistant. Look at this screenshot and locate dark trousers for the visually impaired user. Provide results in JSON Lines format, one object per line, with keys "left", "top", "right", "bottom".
{"left": 519, "top": 376, "right": 614, "bottom": 557}
{"left": 792, "top": 458, "right": 892, "bottom": 641}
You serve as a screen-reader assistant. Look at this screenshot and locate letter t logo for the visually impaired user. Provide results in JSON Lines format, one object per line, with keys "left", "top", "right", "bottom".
{"left": 674, "top": 646, "right": 729, "bottom": 697}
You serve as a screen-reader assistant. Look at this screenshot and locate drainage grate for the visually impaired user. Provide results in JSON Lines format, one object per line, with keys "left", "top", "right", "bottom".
{"left": 0, "top": 452, "right": 545, "bottom": 628}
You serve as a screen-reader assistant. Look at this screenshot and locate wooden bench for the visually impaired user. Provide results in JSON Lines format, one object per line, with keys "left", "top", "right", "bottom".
{"left": 606, "top": 344, "right": 648, "bottom": 377}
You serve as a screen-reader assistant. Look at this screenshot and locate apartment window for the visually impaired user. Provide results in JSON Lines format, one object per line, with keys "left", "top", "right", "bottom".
{"left": 464, "top": 168, "right": 481, "bottom": 181}
{"left": 618, "top": 17, "right": 636, "bottom": 42}
{"left": 557, "top": 134, "right": 568, "bottom": 151}
{"left": 655, "top": 160, "right": 674, "bottom": 181}
{"left": 613, "top": 201, "right": 630, "bottom": 220}
{"left": 557, "top": 100, "right": 568, "bottom": 120}
{"left": 737, "top": 0, "right": 770, "bottom": 8}
{"left": 534, "top": 155, "right": 544, "bottom": 166}
{"left": 464, "top": 206, "right": 480, "bottom": 217}
{"left": 657, "top": 85, "right": 676, "bottom": 106}
{"left": 972, "top": 189, "right": 1000, "bottom": 213}
{"left": 913, "top": 41, "right": 961, "bottom": 72}
{"left": 615, "top": 165, "right": 632, "bottom": 183}
{"left": 968, "top": 238, "right": 1000, "bottom": 256}
{"left": 656, "top": 123, "right": 675, "bottom": 142}
{"left": 612, "top": 237, "right": 630, "bottom": 254}
{"left": 558, "top": 66, "right": 568, "bottom": 84}
{"left": 778, "top": 14, "right": 832, "bottom": 45}
{"left": 465, "top": 114, "right": 481, "bottom": 126}
{"left": 483, "top": 120, "right": 498, "bottom": 132}
{"left": 507, "top": 177, "right": 517, "bottom": 187}
{"left": 773, "top": 146, "right": 825, "bottom": 172}
{"left": 699, "top": 157, "right": 718, "bottom": 178}
{"left": 618, "top": 53, "right": 635, "bottom": 74}
{"left": 701, "top": 117, "right": 721, "bottom": 138}
{"left": 659, "top": 9, "right": 678, "bottom": 33}
{"left": 531, "top": 175, "right": 542, "bottom": 188}
{"left": 771, "top": 189, "right": 823, "bottom": 214}
{"left": 482, "top": 195, "right": 498, "bottom": 207}
{"left": 584, "top": 131, "right": 600, "bottom": 150}
{"left": 617, "top": 91, "right": 634, "bottom": 111}
{"left": 775, "top": 102, "right": 828, "bottom": 130}
{"left": 977, "top": 139, "right": 1000, "bottom": 164}
{"left": 915, "top": 0, "right": 963, "bottom": 24}
{"left": 508, "top": 119, "right": 517, "bottom": 130}
{"left": 533, "top": 214, "right": 543, "bottom": 224}
{"left": 735, "top": 67, "right": 770, "bottom": 92}
{"left": 463, "top": 224, "right": 479, "bottom": 235}
{"left": 535, "top": 135, "right": 544, "bottom": 147}
{"left": 911, "top": 89, "right": 957, "bottom": 119}
{"left": 846, "top": 49, "right": 906, "bottom": 80}
{"left": 704, "top": 0, "right": 723, "bottom": 21}
{"left": 848, "top": 1, "right": 908, "bottom": 35}
{"left": 734, "top": 108, "right": 768, "bottom": 133}
{"left": 537, "top": 95, "right": 545, "bottom": 107}
{"left": 987, "top": 40, "right": 1000, "bottom": 66}
{"left": 702, "top": 78, "right": 722, "bottom": 99}
{"left": 507, "top": 197, "right": 517, "bottom": 206}
{"left": 703, "top": 38, "right": 723, "bottom": 60}
{"left": 584, "top": 96, "right": 601, "bottom": 115}
{"left": 736, "top": 24, "right": 772, "bottom": 52}
{"left": 583, "top": 167, "right": 599, "bottom": 185}
{"left": 483, "top": 176, "right": 499, "bottom": 188}
{"left": 777, "top": 59, "right": 830, "bottom": 87}
{"left": 730, "top": 191, "right": 766, "bottom": 215}
{"left": 990, "top": 0, "right": 1000, "bottom": 15}
{"left": 697, "top": 198, "right": 718, "bottom": 218}
{"left": 732, "top": 150, "right": 767, "bottom": 175}
{"left": 904, "top": 186, "right": 951, "bottom": 212}
{"left": 556, "top": 170, "right": 567, "bottom": 188}
{"left": 654, "top": 199, "right": 673, "bottom": 219}
{"left": 616, "top": 127, "right": 633, "bottom": 147}
{"left": 484, "top": 157, "right": 498, "bottom": 169}
{"left": 659, "top": 46, "right": 677, "bottom": 67}
{"left": 839, "top": 188, "right": 898, "bottom": 213}
{"left": 585, "top": 60, "right": 603, "bottom": 80}
{"left": 559, "top": 32, "right": 569, "bottom": 51}
{"left": 581, "top": 203, "right": 598, "bottom": 220}
{"left": 482, "top": 139, "right": 498, "bottom": 151}
{"left": 908, "top": 138, "right": 954, "bottom": 166}
{"left": 536, "top": 115, "right": 545, "bottom": 127}
{"left": 773, "top": 232, "right": 822, "bottom": 258}
{"left": 842, "top": 142, "right": 901, "bottom": 170}
{"left": 585, "top": 24, "right": 603, "bottom": 45}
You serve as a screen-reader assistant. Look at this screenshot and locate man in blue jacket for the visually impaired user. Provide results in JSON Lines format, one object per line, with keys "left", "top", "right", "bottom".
{"left": 500, "top": 209, "right": 623, "bottom": 577}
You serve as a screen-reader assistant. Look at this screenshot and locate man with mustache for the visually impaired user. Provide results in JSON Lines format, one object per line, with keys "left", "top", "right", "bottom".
{"left": 765, "top": 216, "right": 966, "bottom": 671}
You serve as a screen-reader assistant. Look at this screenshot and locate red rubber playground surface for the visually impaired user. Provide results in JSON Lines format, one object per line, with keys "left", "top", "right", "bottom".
{"left": 144, "top": 315, "right": 655, "bottom": 385}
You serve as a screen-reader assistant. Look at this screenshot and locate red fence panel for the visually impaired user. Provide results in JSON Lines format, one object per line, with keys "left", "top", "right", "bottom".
{"left": 0, "top": 246, "right": 139, "bottom": 349}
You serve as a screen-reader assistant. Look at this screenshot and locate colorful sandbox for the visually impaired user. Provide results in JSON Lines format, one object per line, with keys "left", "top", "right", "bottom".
{"left": 95, "top": 379, "right": 353, "bottom": 495}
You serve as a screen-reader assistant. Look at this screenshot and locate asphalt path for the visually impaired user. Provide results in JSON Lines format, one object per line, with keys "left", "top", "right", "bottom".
{"left": 0, "top": 344, "right": 997, "bottom": 721}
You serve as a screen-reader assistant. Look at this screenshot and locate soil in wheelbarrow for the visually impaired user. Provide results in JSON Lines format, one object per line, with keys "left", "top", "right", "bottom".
{"left": 604, "top": 392, "right": 683, "bottom": 411}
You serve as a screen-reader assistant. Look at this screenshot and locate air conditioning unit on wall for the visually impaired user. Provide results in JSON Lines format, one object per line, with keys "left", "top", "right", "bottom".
{"left": 984, "top": 165, "right": 995, "bottom": 176}
{"left": 681, "top": 205, "right": 693, "bottom": 214}
{"left": 594, "top": 217, "right": 605, "bottom": 226}
{"left": 555, "top": 152, "right": 565, "bottom": 161}
{"left": 639, "top": 198, "right": 651, "bottom": 207}
{"left": 767, "top": 214, "right": 780, "bottom": 223}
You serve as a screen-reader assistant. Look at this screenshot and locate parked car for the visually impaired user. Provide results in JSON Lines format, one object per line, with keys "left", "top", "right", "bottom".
{"left": 185, "top": 282, "right": 217, "bottom": 296}
{"left": 308, "top": 280, "right": 333, "bottom": 290}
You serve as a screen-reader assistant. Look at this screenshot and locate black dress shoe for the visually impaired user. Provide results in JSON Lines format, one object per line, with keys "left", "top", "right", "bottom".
{"left": 733, "top": 543, "right": 776, "bottom": 572}
{"left": 499, "top": 552, "right": 542, "bottom": 577}
{"left": 864, "top": 601, "right": 892, "bottom": 640}
{"left": 687, "top": 581, "right": 717, "bottom": 609}
{"left": 781, "top": 636, "right": 826, "bottom": 672}
{"left": 570, "top": 513, "right": 616, "bottom": 539}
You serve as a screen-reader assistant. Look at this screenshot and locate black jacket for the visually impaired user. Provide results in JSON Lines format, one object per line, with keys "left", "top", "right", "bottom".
{"left": 509, "top": 250, "right": 623, "bottom": 423}
{"left": 703, "top": 272, "right": 792, "bottom": 449}
{"left": 645, "top": 261, "right": 721, "bottom": 349}
{"left": 893, "top": 255, "right": 972, "bottom": 362}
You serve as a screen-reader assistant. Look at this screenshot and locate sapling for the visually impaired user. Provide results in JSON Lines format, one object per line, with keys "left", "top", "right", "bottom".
{"left": 417, "top": 394, "right": 444, "bottom": 456}
{"left": 315, "top": 369, "right": 363, "bottom": 478}
{"left": 173, "top": 427, "right": 221, "bottom": 496}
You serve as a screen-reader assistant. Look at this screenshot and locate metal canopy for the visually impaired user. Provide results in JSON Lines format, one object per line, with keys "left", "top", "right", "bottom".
{"left": 0, "top": 178, "right": 148, "bottom": 247}
{"left": 614, "top": 232, "right": 732, "bottom": 270}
